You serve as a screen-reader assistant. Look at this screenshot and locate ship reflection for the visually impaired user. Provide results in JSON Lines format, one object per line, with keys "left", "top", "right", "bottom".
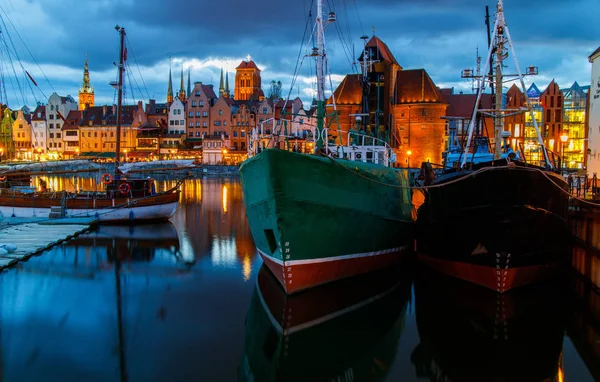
{"left": 412, "top": 269, "right": 569, "bottom": 382}
{"left": 69, "top": 222, "right": 183, "bottom": 264}
{"left": 239, "top": 264, "right": 413, "bottom": 382}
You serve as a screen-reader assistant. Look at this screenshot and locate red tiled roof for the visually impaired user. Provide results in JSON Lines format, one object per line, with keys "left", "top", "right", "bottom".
{"left": 395, "top": 69, "right": 445, "bottom": 104}
{"left": 445, "top": 93, "right": 493, "bottom": 118}
{"left": 236, "top": 60, "right": 260, "bottom": 70}
{"left": 62, "top": 110, "right": 83, "bottom": 130}
{"left": 203, "top": 85, "right": 217, "bottom": 99}
{"left": 328, "top": 74, "right": 362, "bottom": 105}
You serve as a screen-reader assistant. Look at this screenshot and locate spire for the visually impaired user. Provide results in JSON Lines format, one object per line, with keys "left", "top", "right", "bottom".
{"left": 179, "top": 65, "right": 185, "bottom": 101}
{"left": 219, "top": 68, "right": 224, "bottom": 96}
{"left": 80, "top": 58, "right": 93, "bottom": 93}
{"left": 167, "top": 64, "right": 173, "bottom": 104}
{"left": 225, "top": 71, "right": 230, "bottom": 97}
{"left": 78, "top": 56, "right": 95, "bottom": 111}
{"left": 187, "top": 68, "right": 191, "bottom": 97}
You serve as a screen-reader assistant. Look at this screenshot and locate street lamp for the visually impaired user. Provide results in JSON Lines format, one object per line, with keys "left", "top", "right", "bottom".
{"left": 407, "top": 149, "right": 412, "bottom": 168}
{"left": 0, "top": 148, "right": 4, "bottom": 163}
{"left": 560, "top": 133, "right": 568, "bottom": 171}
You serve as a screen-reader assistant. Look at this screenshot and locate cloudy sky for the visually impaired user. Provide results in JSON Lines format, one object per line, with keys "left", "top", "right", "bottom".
{"left": 0, "top": 0, "right": 597, "bottom": 110}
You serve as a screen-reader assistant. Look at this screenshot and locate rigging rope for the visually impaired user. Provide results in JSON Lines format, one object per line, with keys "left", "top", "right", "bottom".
{"left": 125, "top": 36, "right": 151, "bottom": 101}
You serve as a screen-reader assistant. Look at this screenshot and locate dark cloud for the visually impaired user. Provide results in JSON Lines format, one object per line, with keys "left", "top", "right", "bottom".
{"left": 1, "top": 0, "right": 598, "bottom": 108}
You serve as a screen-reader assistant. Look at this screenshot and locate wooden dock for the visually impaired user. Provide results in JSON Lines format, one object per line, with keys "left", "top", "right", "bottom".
{"left": 0, "top": 217, "right": 97, "bottom": 270}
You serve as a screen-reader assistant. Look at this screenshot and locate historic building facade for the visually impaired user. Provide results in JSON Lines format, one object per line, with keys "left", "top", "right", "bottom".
{"left": 234, "top": 58, "right": 263, "bottom": 101}
{"left": 46, "top": 92, "right": 77, "bottom": 159}
{"left": 588, "top": 46, "right": 600, "bottom": 176}
{"left": 12, "top": 109, "right": 32, "bottom": 160}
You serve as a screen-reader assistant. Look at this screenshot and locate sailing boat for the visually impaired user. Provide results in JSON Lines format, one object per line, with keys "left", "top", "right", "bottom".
{"left": 416, "top": 0, "right": 570, "bottom": 290}
{"left": 0, "top": 26, "right": 182, "bottom": 223}
{"left": 239, "top": 0, "right": 414, "bottom": 294}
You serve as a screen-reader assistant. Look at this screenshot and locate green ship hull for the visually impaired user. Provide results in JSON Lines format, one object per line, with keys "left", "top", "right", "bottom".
{"left": 239, "top": 264, "right": 413, "bottom": 381}
{"left": 240, "top": 149, "right": 414, "bottom": 294}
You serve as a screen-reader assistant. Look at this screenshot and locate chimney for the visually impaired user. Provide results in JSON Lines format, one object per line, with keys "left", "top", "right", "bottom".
{"left": 103, "top": 105, "right": 107, "bottom": 116}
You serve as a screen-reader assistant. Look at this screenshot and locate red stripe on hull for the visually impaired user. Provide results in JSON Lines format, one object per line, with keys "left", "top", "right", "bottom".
{"left": 260, "top": 250, "right": 409, "bottom": 294}
{"left": 418, "top": 254, "right": 561, "bottom": 293}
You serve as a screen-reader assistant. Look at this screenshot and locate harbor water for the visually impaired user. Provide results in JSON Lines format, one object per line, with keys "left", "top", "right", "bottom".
{"left": 1, "top": 175, "right": 598, "bottom": 381}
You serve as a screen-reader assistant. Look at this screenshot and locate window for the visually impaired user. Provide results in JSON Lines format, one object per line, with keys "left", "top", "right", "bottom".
{"left": 241, "top": 131, "right": 246, "bottom": 137}
{"left": 196, "top": 122, "right": 200, "bottom": 127}
{"left": 263, "top": 108, "right": 267, "bottom": 114}
{"left": 219, "top": 110, "right": 223, "bottom": 115}
{"left": 110, "top": 132, "right": 114, "bottom": 137}
{"left": 49, "top": 133, "right": 54, "bottom": 138}
{"left": 66, "top": 131, "right": 77, "bottom": 137}
{"left": 196, "top": 132, "right": 201, "bottom": 137}
{"left": 195, "top": 91, "right": 200, "bottom": 96}
{"left": 196, "top": 112, "right": 201, "bottom": 117}
{"left": 233, "top": 131, "right": 238, "bottom": 137}
{"left": 192, "top": 101, "right": 197, "bottom": 107}
{"left": 49, "top": 123, "right": 54, "bottom": 129}
{"left": 214, "top": 121, "right": 221, "bottom": 126}
{"left": 49, "top": 114, "right": 54, "bottom": 119}
{"left": 189, "top": 132, "right": 193, "bottom": 137}
{"left": 189, "top": 122, "right": 194, "bottom": 127}
{"left": 58, "top": 142, "right": 61, "bottom": 148}
{"left": 170, "top": 120, "right": 174, "bottom": 125}
{"left": 95, "top": 143, "right": 98, "bottom": 148}
{"left": 19, "top": 124, "right": 23, "bottom": 129}
{"left": 199, "top": 101, "right": 204, "bottom": 107}
{"left": 203, "top": 122, "right": 208, "bottom": 127}
{"left": 421, "top": 109, "right": 426, "bottom": 116}
{"left": 57, "top": 133, "right": 61, "bottom": 138}
{"left": 202, "top": 111, "right": 208, "bottom": 117}
{"left": 224, "top": 121, "right": 227, "bottom": 126}
{"left": 94, "top": 132, "right": 98, "bottom": 137}
{"left": 180, "top": 120, "right": 184, "bottom": 125}
{"left": 189, "top": 112, "right": 193, "bottom": 117}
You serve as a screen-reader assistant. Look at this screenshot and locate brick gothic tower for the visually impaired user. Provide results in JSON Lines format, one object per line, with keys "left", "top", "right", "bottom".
{"left": 78, "top": 58, "right": 94, "bottom": 111}
{"left": 235, "top": 56, "right": 262, "bottom": 101}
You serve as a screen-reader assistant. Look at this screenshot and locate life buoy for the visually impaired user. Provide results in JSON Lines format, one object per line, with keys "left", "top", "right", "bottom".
{"left": 0, "top": 176, "right": 6, "bottom": 182}
{"left": 118, "top": 182, "right": 131, "bottom": 195}
{"left": 101, "top": 173, "right": 113, "bottom": 184}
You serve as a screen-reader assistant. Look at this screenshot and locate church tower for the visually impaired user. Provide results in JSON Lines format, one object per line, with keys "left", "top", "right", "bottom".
{"left": 219, "top": 68, "right": 225, "bottom": 96}
{"left": 178, "top": 66, "right": 186, "bottom": 101}
{"left": 167, "top": 67, "right": 174, "bottom": 104}
{"left": 187, "top": 68, "right": 191, "bottom": 98}
{"left": 224, "top": 71, "right": 230, "bottom": 98}
{"left": 235, "top": 56, "right": 262, "bottom": 101}
{"left": 78, "top": 58, "right": 94, "bottom": 111}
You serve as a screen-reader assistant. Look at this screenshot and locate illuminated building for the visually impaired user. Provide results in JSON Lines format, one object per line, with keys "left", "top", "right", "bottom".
{"left": 588, "top": 46, "right": 600, "bottom": 176}
{"left": 329, "top": 36, "right": 448, "bottom": 167}
{"left": 185, "top": 82, "right": 218, "bottom": 144}
{"left": 12, "top": 109, "right": 32, "bottom": 160}
{"left": 78, "top": 58, "right": 94, "bottom": 111}
{"left": 46, "top": 93, "right": 77, "bottom": 159}
{"left": 561, "top": 82, "right": 589, "bottom": 171}
{"left": 234, "top": 56, "right": 264, "bottom": 101}
{"left": 31, "top": 105, "right": 47, "bottom": 156}
{"left": 0, "top": 106, "right": 15, "bottom": 160}
{"left": 62, "top": 110, "right": 83, "bottom": 159}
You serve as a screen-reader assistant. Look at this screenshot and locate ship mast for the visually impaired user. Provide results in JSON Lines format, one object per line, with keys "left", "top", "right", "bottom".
{"left": 314, "top": 0, "right": 335, "bottom": 150}
{"left": 114, "top": 26, "right": 126, "bottom": 179}
{"left": 461, "top": 0, "right": 550, "bottom": 168}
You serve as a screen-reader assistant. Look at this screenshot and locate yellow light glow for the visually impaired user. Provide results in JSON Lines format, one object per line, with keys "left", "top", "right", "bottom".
{"left": 222, "top": 185, "right": 228, "bottom": 213}
{"left": 242, "top": 255, "right": 252, "bottom": 281}
{"left": 407, "top": 150, "right": 412, "bottom": 156}
{"left": 560, "top": 134, "right": 568, "bottom": 143}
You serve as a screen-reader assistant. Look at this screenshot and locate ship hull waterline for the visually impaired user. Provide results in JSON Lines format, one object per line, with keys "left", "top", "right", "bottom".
{"left": 416, "top": 162, "right": 570, "bottom": 292}
{"left": 240, "top": 149, "right": 414, "bottom": 294}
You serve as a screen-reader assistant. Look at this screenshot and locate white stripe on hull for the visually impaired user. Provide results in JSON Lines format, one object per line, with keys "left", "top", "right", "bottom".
{"left": 257, "top": 245, "right": 408, "bottom": 267}
{"left": 0, "top": 201, "right": 178, "bottom": 222}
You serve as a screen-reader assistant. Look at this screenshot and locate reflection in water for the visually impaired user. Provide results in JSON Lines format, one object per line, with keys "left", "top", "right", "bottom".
{"left": 0, "top": 176, "right": 259, "bottom": 381}
{"left": 240, "top": 264, "right": 413, "bottom": 382}
{"left": 412, "top": 269, "right": 569, "bottom": 382}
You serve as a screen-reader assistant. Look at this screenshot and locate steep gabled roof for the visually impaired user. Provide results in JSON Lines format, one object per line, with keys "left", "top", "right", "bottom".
{"left": 62, "top": 110, "right": 83, "bottom": 131}
{"left": 203, "top": 84, "right": 217, "bottom": 99}
{"left": 31, "top": 105, "right": 46, "bottom": 121}
{"left": 358, "top": 36, "right": 400, "bottom": 67}
{"left": 328, "top": 74, "right": 362, "bottom": 105}
{"left": 394, "top": 69, "right": 445, "bottom": 104}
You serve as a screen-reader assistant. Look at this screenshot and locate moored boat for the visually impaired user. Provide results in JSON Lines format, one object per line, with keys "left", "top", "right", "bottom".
{"left": 240, "top": 0, "right": 414, "bottom": 294}
{"left": 0, "top": 26, "right": 182, "bottom": 223}
{"left": 239, "top": 264, "right": 413, "bottom": 382}
{"left": 416, "top": 0, "right": 570, "bottom": 290}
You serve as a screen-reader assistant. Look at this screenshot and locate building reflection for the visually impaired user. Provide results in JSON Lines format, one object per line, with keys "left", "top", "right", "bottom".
{"left": 567, "top": 243, "right": 600, "bottom": 381}
{"left": 412, "top": 268, "right": 569, "bottom": 382}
